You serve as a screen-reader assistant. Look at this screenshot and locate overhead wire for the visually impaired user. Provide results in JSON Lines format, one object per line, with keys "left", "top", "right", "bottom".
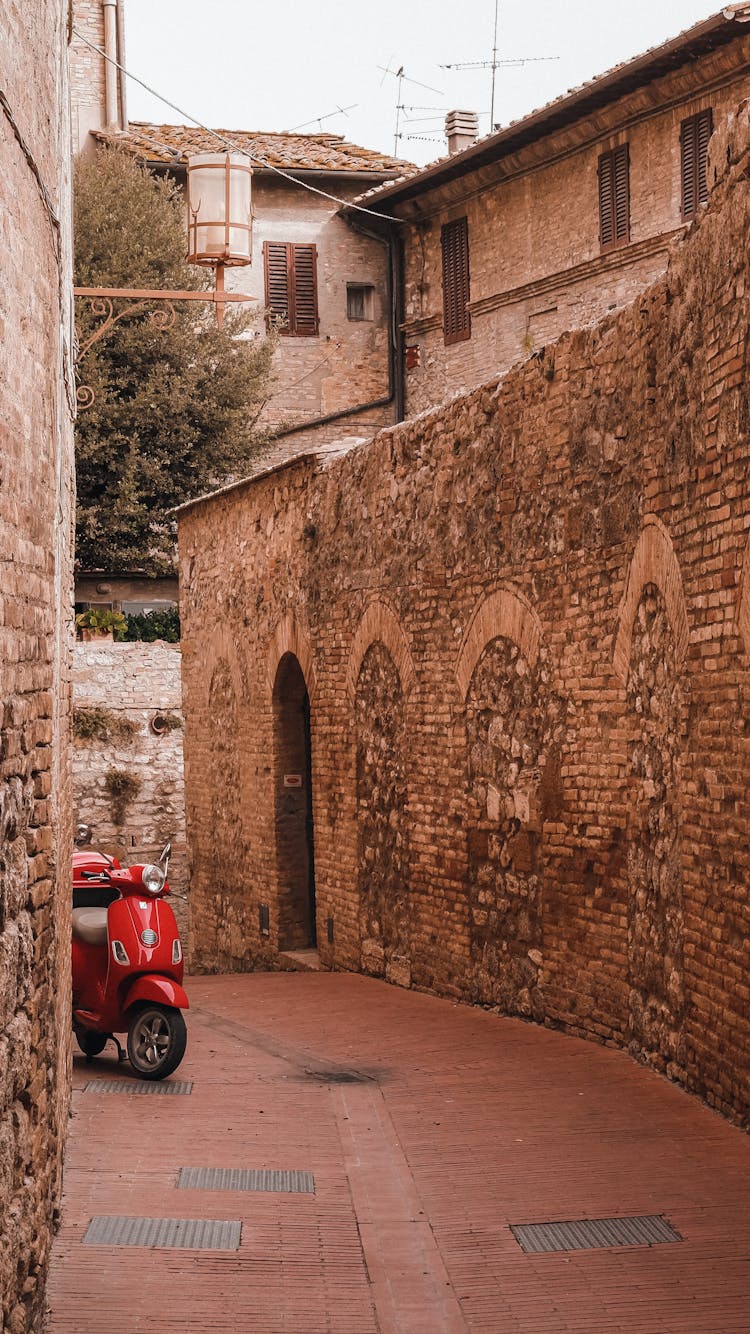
{"left": 72, "top": 27, "right": 408, "bottom": 223}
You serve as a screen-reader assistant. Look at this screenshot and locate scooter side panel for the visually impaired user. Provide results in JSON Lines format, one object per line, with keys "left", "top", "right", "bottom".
{"left": 123, "top": 975, "right": 190, "bottom": 1012}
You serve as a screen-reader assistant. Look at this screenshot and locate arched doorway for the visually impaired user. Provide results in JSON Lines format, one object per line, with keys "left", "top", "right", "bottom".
{"left": 272, "top": 653, "right": 316, "bottom": 949}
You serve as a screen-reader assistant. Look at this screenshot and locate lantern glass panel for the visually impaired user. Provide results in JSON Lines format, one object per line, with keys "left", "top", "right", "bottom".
{"left": 187, "top": 153, "right": 252, "bottom": 266}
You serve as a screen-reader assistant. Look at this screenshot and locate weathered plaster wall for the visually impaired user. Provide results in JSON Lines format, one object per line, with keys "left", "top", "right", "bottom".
{"left": 219, "top": 175, "right": 395, "bottom": 462}
{"left": 1, "top": 2, "right": 75, "bottom": 1328}
{"left": 179, "top": 106, "right": 750, "bottom": 1128}
{"left": 72, "top": 643, "right": 189, "bottom": 940}
{"left": 399, "top": 40, "right": 750, "bottom": 415}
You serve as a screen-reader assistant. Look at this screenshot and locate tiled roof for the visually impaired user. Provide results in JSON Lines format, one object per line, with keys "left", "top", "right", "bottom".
{"left": 93, "top": 122, "right": 411, "bottom": 177}
{"left": 353, "top": 5, "right": 750, "bottom": 209}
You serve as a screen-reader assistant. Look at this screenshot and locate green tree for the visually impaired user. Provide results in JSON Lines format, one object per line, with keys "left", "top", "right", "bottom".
{"left": 74, "top": 147, "right": 275, "bottom": 573}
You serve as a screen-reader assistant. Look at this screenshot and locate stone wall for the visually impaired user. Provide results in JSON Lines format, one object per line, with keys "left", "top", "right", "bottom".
{"left": 1, "top": 1, "right": 75, "bottom": 1328}
{"left": 397, "top": 37, "right": 750, "bottom": 416}
{"left": 178, "top": 106, "right": 750, "bottom": 1128}
{"left": 72, "top": 643, "right": 189, "bottom": 941}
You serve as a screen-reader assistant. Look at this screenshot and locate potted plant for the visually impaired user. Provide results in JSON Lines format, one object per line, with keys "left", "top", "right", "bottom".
{"left": 75, "top": 607, "right": 128, "bottom": 643}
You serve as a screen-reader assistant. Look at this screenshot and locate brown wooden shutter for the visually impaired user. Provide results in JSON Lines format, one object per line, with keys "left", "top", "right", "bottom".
{"left": 599, "top": 145, "right": 629, "bottom": 251}
{"left": 441, "top": 217, "right": 471, "bottom": 345}
{"left": 681, "top": 109, "right": 713, "bottom": 219}
{"left": 264, "top": 242, "right": 319, "bottom": 335}
{"left": 613, "top": 144, "right": 629, "bottom": 243}
{"left": 291, "top": 244, "right": 319, "bottom": 335}
{"left": 598, "top": 152, "right": 615, "bottom": 249}
{"left": 696, "top": 109, "right": 712, "bottom": 206}
{"left": 264, "top": 241, "right": 290, "bottom": 327}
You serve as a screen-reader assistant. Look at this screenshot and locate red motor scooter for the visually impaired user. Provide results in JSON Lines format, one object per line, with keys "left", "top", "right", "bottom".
{"left": 72, "top": 830, "right": 188, "bottom": 1080}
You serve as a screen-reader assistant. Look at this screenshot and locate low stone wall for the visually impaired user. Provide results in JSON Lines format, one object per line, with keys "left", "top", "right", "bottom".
{"left": 179, "top": 108, "right": 750, "bottom": 1128}
{"left": 72, "top": 642, "right": 189, "bottom": 941}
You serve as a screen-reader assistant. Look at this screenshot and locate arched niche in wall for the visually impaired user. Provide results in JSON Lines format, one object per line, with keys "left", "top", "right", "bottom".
{"left": 347, "top": 597, "right": 415, "bottom": 986}
{"left": 455, "top": 586, "right": 564, "bottom": 1019}
{"left": 346, "top": 597, "right": 416, "bottom": 705}
{"left": 204, "top": 655, "right": 245, "bottom": 969}
{"left": 613, "top": 517, "right": 689, "bottom": 1075}
{"left": 613, "top": 514, "right": 689, "bottom": 687}
{"left": 455, "top": 586, "right": 543, "bottom": 699}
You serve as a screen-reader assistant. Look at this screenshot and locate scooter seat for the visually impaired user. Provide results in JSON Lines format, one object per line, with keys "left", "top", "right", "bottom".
{"left": 72, "top": 906, "right": 109, "bottom": 948}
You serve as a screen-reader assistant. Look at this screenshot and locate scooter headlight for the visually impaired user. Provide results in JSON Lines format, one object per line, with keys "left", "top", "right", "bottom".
{"left": 141, "top": 863, "right": 166, "bottom": 895}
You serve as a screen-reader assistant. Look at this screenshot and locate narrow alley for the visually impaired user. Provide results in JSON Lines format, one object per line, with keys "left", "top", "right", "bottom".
{"left": 46, "top": 973, "right": 750, "bottom": 1333}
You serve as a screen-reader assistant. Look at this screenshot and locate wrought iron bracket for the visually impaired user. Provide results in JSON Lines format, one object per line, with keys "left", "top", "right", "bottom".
{"left": 73, "top": 272, "right": 255, "bottom": 411}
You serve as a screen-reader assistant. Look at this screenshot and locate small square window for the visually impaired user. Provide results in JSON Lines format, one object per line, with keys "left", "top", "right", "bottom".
{"left": 347, "top": 284, "right": 374, "bottom": 321}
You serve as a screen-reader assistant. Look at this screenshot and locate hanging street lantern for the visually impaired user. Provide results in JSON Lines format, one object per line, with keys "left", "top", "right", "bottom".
{"left": 74, "top": 151, "right": 256, "bottom": 406}
{"left": 187, "top": 153, "right": 253, "bottom": 267}
{"left": 186, "top": 152, "right": 254, "bottom": 329}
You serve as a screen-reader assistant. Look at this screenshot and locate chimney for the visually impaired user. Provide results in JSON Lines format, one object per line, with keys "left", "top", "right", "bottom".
{"left": 445, "top": 110, "right": 479, "bottom": 156}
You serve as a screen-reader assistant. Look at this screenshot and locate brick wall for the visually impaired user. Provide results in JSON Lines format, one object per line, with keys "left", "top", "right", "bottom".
{"left": 399, "top": 37, "right": 750, "bottom": 415}
{"left": 69, "top": 1, "right": 106, "bottom": 152}
{"left": 72, "top": 642, "right": 189, "bottom": 941}
{"left": 179, "top": 103, "right": 750, "bottom": 1130}
{"left": 0, "top": 2, "right": 75, "bottom": 1329}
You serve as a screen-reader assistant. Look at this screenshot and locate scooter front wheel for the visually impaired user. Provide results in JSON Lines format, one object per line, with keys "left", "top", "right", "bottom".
{"left": 126, "top": 1004, "right": 187, "bottom": 1080}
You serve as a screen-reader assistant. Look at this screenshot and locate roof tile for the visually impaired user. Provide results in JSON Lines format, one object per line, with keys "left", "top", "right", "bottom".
{"left": 94, "top": 122, "right": 411, "bottom": 177}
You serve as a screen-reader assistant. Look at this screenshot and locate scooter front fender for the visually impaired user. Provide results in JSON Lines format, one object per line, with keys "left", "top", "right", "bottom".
{"left": 124, "top": 975, "right": 189, "bottom": 1013}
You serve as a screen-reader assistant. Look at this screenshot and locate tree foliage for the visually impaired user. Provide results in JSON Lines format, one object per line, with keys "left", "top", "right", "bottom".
{"left": 74, "top": 147, "right": 275, "bottom": 574}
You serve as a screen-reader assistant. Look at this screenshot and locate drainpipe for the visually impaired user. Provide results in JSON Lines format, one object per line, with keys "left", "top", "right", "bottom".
{"left": 115, "top": 0, "right": 128, "bottom": 130}
{"left": 272, "top": 218, "right": 404, "bottom": 442}
{"left": 102, "top": 0, "right": 119, "bottom": 128}
{"left": 333, "top": 216, "right": 404, "bottom": 423}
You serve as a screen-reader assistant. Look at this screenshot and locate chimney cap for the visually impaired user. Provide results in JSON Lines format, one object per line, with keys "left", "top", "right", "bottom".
{"left": 445, "top": 109, "right": 480, "bottom": 133}
{"left": 445, "top": 109, "right": 479, "bottom": 155}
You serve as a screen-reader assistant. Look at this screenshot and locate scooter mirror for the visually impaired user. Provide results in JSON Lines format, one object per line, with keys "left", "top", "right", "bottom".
{"left": 159, "top": 841, "right": 172, "bottom": 869}
{"left": 75, "top": 823, "right": 92, "bottom": 847}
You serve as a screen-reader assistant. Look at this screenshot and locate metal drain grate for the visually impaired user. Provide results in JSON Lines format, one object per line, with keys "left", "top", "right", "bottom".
{"left": 178, "top": 1167, "right": 314, "bottom": 1193}
{"left": 510, "top": 1215, "right": 683, "bottom": 1254}
{"left": 83, "top": 1079, "right": 193, "bottom": 1095}
{"left": 83, "top": 1216, "right": 241, "bottom": 1250}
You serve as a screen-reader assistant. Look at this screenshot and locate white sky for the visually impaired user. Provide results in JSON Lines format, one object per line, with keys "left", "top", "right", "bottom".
{"left": 122, "top": 1, "right": 730, "bottom": 166}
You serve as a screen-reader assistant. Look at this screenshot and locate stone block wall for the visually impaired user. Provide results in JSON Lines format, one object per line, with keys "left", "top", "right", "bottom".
{"left": 72, "top": 643, "right": 189, "bottom": 941}
{"left": 1, "top": 1, "right": 75, "bottom": 1328}
{"left": 179, "top": 106, "right": 750, "bottom": 1129}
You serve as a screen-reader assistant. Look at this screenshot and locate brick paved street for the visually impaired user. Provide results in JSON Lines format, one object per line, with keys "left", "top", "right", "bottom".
{"left": 46, "top": 973, "right": 750, "bottom": 1333}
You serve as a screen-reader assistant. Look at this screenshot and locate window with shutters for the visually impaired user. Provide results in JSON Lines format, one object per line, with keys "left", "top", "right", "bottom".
{"left": 263, "top": 241, "right": 319, "bottom": 336}
{"left": 681, "top": 109, "right": 712, "bottom": 220}
{"left": 598, "top": 144, "right": 630, "bottom": 252}
{"left": 441, "top": 217, "right": 471, "bottom": 345}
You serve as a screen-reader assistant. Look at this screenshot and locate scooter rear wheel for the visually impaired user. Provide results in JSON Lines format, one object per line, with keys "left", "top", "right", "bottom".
{"left": 126, "top": 1003, "right": 187, "bottom": 1080}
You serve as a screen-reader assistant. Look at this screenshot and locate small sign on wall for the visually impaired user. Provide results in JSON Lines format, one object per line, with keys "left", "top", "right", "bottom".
{"left": 283, "top": 774, "right": 303, "bottom": 788}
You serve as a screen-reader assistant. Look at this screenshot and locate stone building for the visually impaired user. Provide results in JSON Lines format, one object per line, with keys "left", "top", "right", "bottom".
{"left": 0, "top": 2, "right": 75, "bottom": 1329}
{"left": 353, "top": 4, "right": 750, "bottom": 414}
{"left": 178, "top": 100, "right": 750, "bottom": 1129}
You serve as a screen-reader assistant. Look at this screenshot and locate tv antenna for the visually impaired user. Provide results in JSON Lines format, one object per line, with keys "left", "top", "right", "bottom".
{"left": 378, "top": 59, "right": 444, "bottom": 154}
{"left": 290, "top": 104, "right": 357, "bottom": 133}
{"left": 441, "top": 0, "right": 559, "bottom": 129}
